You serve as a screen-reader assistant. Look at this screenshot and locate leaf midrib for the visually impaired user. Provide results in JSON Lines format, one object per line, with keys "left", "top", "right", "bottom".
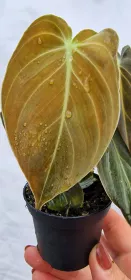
{"left": 37, "top": 41, "right": 73, "bottom": 208}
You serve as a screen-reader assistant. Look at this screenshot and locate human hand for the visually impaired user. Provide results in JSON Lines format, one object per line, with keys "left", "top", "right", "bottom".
{"left": 24, "top": 209, "right": 131, "bottom": 279}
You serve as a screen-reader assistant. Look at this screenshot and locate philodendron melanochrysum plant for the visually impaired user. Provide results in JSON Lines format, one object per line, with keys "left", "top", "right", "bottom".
{"left": 1, "top": 15, "right": 130, "bottom": 220}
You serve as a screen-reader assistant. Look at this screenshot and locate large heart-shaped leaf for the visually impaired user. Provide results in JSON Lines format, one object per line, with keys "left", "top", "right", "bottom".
{"left": 98, "top": 130, "right": 131, "bottom": 224}
{"left": 2, "top": 15, "right": 120, "bottom": 209}
{"left": 119, "top": 46, "right": 131, "bottom": 152}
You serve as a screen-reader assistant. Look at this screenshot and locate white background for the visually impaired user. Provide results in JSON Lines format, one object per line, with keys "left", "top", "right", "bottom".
{"left": 0, "top": 0, "right": 130, "bottom": 279}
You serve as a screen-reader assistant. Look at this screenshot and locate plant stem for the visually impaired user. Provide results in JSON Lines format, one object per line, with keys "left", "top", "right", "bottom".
{"left": 66, "top": 202, "right": 71, "bottom": 217}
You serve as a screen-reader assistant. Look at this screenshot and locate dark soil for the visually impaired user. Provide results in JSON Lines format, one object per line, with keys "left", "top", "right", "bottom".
{"left": 25, "top": 178, "right": 110, "bottom": 217}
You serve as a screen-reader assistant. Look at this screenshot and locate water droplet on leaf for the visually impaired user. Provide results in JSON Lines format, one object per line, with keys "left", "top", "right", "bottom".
{"left": 38, "top": 37, "right": 42, "bottom": 45}
{"left": 84, "top": 75, "right": 91, "bottom": 93}
{"left": 73, "top": 82, "right": 78, "bottom": 89}
{"left": 49, "top": 79, "right": 54, "bottom": 85}
{"left": 66, "top": 110, "right": 72, "bottom": 119}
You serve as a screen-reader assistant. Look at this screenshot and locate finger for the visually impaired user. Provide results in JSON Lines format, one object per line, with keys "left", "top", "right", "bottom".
{"left": 32, "top": 271, "right": 60, "bottom": 280}
{"left": 51, "top": 266, "right": 92, "bottom": 280}
{"left": 102, "top": 209, "right": 131, "bottom": 278}
{"left": 32, "top": 269, "right": 92, "bottom": 280}
{"left": 89, "top": 245, "right": 129, "bottom": 280}
{"left": 24, "top": 246, "right": 52, "bottom": 273}
{"left": 25, "top": 246, "right": 91, "bottom": 280}
{"left": 103, "top": 209, "right": 131, "bottom": 255}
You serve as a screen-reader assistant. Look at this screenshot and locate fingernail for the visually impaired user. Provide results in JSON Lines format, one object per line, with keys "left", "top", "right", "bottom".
{"left": 32, "top": 268, "right": 35, "bottom": 274}
{"left": 25, "top": 245, "right": 32, "bottom": 251}
{"left": 96, "top": 242, "right": 112, "bottom": 270}
{"left": 100, "top": 234, "right": 117, "bottom": 260}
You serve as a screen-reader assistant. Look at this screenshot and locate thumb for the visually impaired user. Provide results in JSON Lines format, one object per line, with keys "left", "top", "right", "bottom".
{"left": 89, "top": 243, "right": 128, "bottom": 280}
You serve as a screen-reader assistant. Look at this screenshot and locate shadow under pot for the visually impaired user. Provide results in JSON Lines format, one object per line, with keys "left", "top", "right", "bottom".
{"left": 23, "top": 181, "right": 111, "bottom": 271}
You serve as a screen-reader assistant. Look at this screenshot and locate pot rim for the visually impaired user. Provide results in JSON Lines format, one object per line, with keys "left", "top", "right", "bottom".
{"left": 23, "top": 185, "right": 111, "bottom": 220}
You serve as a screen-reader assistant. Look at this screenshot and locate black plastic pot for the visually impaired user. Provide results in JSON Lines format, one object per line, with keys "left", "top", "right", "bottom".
{"left": 23, "top": 186, "right": 111, "bottom": 271}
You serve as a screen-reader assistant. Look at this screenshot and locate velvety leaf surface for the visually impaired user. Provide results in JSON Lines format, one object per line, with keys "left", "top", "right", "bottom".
{"left": 119, "top": 46, "right": 131, "bottom": 152}
{"left": 2, "top": 15, "right": 120, "bottom": 209}
{"left": 98, "top": 130, "right": 131, "bottom": 224}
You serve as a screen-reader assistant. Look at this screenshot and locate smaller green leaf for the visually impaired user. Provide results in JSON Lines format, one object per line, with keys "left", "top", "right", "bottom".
{"left": 121, "top": 45, "right": 131, "bottom": 58}
{"left": 79, "top": 172, "right": 98, "bottom": 189}
{"left": 98, "top": 130, "right": 131, "bottom": 224}
{"left": 47, "top": 184, "right": 84, "bottom": 212}
{"left": 47, "top": 193, "right": 68, "bottom": 211}
{"left": 66, "top": 184, "right": 84, "bottom": 208}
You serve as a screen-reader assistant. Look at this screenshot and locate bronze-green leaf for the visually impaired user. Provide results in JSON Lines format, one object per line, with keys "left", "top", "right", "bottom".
{"left": 2, "top": 15, "right": 120, "bottom": 209}
{"left": 47, "top": 184, "right": 84, "bottom": 211}
{"left": 47, "top": 192, "right": 68, "bottom": 211}
{"left": 66, "top": 184, "right": 84, "bottom": 208}
{"left": 98, "top": 130, "right": 131, "bottom": 224}
{"left": 119, "top": 45, "right": 131, "bottom": 152}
